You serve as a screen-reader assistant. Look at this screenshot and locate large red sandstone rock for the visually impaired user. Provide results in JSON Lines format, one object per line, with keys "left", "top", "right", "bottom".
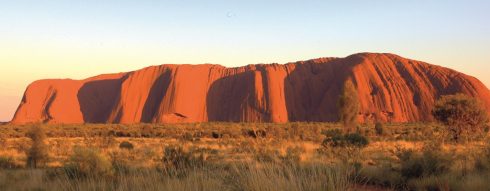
{"left": 11, "top": 53, "right": 490, "bottom": 124}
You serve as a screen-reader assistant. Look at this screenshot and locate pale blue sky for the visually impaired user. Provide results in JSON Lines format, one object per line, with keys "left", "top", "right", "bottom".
{"left": 1, "top": 0, "right": 489, "bottom": 121}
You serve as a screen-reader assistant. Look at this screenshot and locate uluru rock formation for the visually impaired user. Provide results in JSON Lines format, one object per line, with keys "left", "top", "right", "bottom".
{"left": 11, "top": 53, "right": 490, "bottom": 124}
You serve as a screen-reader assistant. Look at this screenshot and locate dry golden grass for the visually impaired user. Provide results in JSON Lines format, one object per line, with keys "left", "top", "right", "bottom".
{"left": 0, "top": 122, "right": 489, "bottom": 190}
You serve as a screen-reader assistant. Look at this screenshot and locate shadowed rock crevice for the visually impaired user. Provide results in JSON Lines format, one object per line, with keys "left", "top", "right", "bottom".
{"left": 284, "top": 58, "right": 354, "bottom": 122}
{"left": 141, "top": 70, "right": 172, "bottom": 123}
{"left": 77, "top": 79, "right": 122, "bottom": 123}
{"left": 206, "top": 71, "right": 258, "bottom": 122}
{"left": 42, "top": 89, "right": 57, "bottom": 123}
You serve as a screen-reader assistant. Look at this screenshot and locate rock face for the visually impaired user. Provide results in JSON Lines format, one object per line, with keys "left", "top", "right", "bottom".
{"left": 11, "top": 53, "right": 490, "bottom": 124}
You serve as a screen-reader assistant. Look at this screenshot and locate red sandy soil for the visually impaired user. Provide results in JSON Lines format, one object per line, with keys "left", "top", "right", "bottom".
{"left": 11, "top": 53, "right": 490, "bottom": 124}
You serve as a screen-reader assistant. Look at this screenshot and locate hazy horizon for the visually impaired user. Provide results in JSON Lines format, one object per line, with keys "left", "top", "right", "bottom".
{"left": 1, "top": 0, "right": 489, "bottom": 121}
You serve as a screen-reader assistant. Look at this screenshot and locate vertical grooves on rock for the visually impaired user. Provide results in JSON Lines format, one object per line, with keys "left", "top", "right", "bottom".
{"left": 11, "top": 53, "right": 490, "bottom": 124}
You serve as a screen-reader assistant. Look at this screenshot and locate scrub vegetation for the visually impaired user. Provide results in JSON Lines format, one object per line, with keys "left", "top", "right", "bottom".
{"left": 0, "top": 94, "right": 488, "bottom": 190}
{"left": 0, "top": 121, "right": 490, "bottom": 191}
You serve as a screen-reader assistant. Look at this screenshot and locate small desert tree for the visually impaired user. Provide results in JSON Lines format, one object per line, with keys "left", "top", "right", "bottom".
{"left": 338, "top": 80, "right": 360, "bottom": 133}
{"left": 26, "top": 125, "right": 49, "bottom": 168}
{"left": 432, "top": 94, "right": 488, "bottom": 142}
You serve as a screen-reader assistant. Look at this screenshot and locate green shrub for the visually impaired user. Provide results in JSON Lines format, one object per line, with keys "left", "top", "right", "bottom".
{"left": 397, "top": 145, "right": 452, "bottom": 179}
{"left": 162, "top": 146, "right": 205, "bottom": 170}
{"left": 432, "top": 94, "right": 488, "bottom": 141}
{"left": 322, "top": 129, "right": 343, "bottom": 137}
{"left": 211, "top": 131, "right": 222, "bottom": 139}
{"left": 119, "top": 141, "right": 134, "bottom": 150}
{"left": 0, "top": 156, "right": 17, "bottom": 169}
{"left": 63, "top": 147, "right": 113, "bottom": 178}
{"left": 182, "top": 132, "right": 197, "bottom": 141}
{"left": 26, "top": 125, "right": 49, "bottom": 168}
{"left": 375, "top": 122, "right": 384, "bottom": 136}
{"left": 246, "top": 128, "right": 267, "bottom": 139}
{"left": 344, "top": 133, "right": 369, "bottom": 147}
{"left": 323, "top": 132, "right": 369, "bottom": 148}
{"left": 338, "top": 80, "right": 360, "bottom": 132}
{"left": 322, "top": 132, "right": 343, "bottom": 147}
{"left": 484, "top": 125, "right": 490, "bottom": 133}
